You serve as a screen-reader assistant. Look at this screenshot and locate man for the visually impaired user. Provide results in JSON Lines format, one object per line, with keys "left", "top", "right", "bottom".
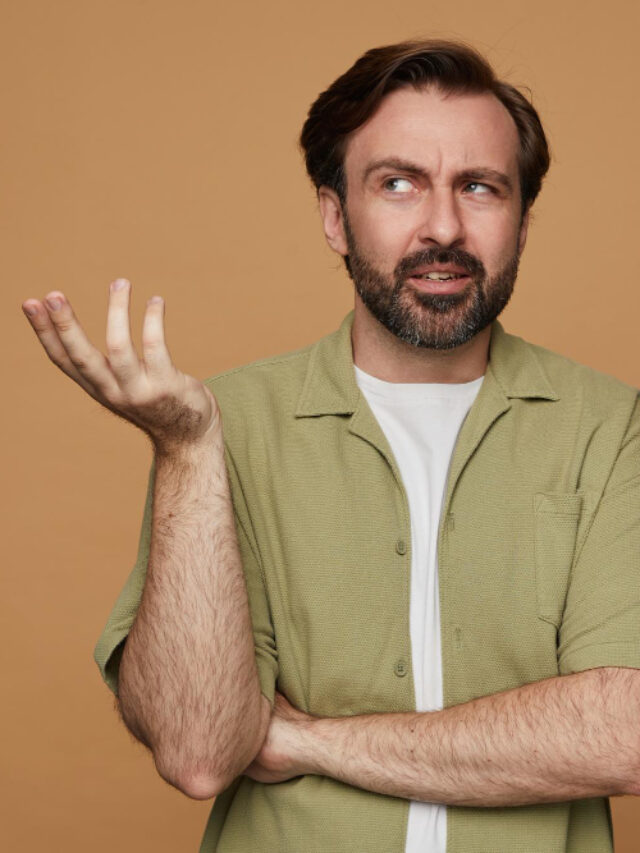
{"left": 23, "top": 40, "right": 640, "bottom": 853}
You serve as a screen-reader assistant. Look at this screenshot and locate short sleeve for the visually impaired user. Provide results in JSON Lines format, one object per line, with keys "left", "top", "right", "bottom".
{"left": 558, "top": 395, "right": 640, "bottom": 674}
{"left": 93, "top": 450, "right": 279, "bottom": 707}
{"left": 224, "top": 444, "right": 279, "bottom": 706}
{"left": 93, "top": 462, "right": 156, "bottom": 695}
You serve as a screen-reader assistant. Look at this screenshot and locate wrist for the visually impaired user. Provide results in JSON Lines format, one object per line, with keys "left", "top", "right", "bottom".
{"left": 296, "top": 715, "right": 334, "bottom": 778}
{"left": 152, "top": 419, "right": 225, "bottom": 464}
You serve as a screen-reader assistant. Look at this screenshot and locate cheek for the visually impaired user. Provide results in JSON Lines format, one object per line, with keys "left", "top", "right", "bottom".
{"left": 350, "top": 206, "right": 418, "bottom": 264}
{"left": 465, "top": 212, "right": 521, "bottom": 267}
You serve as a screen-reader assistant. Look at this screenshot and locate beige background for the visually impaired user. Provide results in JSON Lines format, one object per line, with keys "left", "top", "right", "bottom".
{"left": 3, "top": 0, "right": 639, "bottom": 849}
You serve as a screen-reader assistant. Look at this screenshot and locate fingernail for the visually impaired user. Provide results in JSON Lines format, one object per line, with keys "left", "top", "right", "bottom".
{"left": 45, "top": 296, "right": 62, "bottom": 311}
{"left": 111, "top": 278, "right": 129, "bottom": 291}
{"left": 23, "top": 304, "right": 37, "bottom": 317}
{"left": 148, "top": 295, "right": 163, "bottom": 304}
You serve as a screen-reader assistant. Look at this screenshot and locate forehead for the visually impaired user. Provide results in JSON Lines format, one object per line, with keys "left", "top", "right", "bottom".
{"left": 343, "top": 86, "right": 520, "bottom": 181}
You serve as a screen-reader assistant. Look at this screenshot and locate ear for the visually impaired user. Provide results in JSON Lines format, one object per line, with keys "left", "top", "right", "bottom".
{"left": 517, "top": 205, "right": 531, "bottom": 256}
{"left": 318, "top": 187, "right": 348, "bottom": 256}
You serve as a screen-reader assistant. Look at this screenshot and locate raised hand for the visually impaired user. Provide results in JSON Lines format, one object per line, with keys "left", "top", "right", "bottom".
{"left": 22, "top": 279, "right": 220, "bottom": 455}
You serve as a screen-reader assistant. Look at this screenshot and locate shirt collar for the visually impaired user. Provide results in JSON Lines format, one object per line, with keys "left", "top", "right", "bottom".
{"left": 295, "top": 311, "right": 558, "bottom": 418}
{"left": 487, "top": 320, "right": 559, "bottom": 402}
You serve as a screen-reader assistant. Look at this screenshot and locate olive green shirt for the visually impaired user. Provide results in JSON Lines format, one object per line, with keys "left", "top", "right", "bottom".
{"left": 95, "top": 312, "right": 640, "bottom": 853}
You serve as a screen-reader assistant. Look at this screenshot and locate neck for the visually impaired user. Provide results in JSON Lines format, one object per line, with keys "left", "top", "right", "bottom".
{"left": 351, "top": 297, "right": 491, "bottom": 383}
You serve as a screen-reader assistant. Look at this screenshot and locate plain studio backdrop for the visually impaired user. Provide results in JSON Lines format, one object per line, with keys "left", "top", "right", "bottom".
{"left": 3, "top": 1, "right": 639, "bottom": 849}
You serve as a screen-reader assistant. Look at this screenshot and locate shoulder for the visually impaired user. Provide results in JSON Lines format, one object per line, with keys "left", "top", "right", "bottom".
{"left": 495, "top": 328, "right": 639, "bottom": 490}
{"left": 202, "top": 340, "right": 316, "bottom": 432}
{"left": 506, "top": 330, "right": 638, "bottom": 417}
{"left": 204, "top": 340, "right": 314, "bottom": 389}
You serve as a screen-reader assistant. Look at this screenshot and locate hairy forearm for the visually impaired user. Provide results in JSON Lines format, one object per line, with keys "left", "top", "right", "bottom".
{"left": 118, "top": 432, "right": 266, "bottom": 798}
{"left": 299, "top": 668, "right": 640, "bottom": 806}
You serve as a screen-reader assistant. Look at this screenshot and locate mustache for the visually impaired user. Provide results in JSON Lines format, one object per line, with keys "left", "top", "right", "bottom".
{"left": 395, "top": 248, "right": 486, "bottom": 279}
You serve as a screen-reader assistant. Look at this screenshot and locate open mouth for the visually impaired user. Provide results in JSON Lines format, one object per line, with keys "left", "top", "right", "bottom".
{"left": 412, "top": 271, "right": 469, "bottom": 281}
{"left": 407, "top": 271, "right": 472, "bottom": 293}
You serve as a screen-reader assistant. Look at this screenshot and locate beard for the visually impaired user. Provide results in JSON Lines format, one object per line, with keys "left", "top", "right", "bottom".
{"left": 343, "top": 217, "right": 520, "bottom": 350}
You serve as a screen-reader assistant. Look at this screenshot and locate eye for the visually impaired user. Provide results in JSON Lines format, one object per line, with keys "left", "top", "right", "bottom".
{"left": 383, "top": 177, "right": 414, "bottom": 193}
{"left": 464, "top": 182, "right": 494, "bottom": 195}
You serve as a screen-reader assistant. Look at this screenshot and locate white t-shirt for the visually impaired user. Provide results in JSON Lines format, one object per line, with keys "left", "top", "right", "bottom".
{"left": 354, "top": 365, "right": 484, "bottom": 853}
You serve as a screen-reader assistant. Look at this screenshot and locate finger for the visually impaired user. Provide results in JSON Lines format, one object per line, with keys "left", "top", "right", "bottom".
{"left": 141, "top": 296, "right": 173, "bottom": 377}
{"left": 40, "top": 291, "right": 120, "bottom": 398}
{"left": 105, "top": 278, "right": 140, "bottom": 383}
{"left": 22, "top": 298, "right": 102, "bottom": 399}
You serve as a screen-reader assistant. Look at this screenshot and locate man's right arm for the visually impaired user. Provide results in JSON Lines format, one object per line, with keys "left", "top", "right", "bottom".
{"left": 22, "top": 279, "right": 271, "bottom": 799}
{"left": 118, "top": 435, "right": 271, "bottom": 799}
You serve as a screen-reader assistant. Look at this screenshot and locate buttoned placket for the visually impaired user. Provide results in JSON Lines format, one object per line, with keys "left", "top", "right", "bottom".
{"left": 291, "top": 311, "right": 564, "bottom": 853}
{"left": 436, "top": 366, "right": 512, "bottom": 714}
{"left": 347, "top": 394, "right": 417, "bottom": 696}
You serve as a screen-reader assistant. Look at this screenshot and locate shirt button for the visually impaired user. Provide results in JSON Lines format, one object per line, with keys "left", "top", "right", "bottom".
{"left": 395, "top": 538, "right": 407, "bottom": 555}
{"left": 394, "top": 658, "right": 408, "bottom": 677}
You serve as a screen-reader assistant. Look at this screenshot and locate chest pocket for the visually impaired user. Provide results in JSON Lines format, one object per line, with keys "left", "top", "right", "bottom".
{"left": 534, "top": 493, "right": 583, "bottom": 627}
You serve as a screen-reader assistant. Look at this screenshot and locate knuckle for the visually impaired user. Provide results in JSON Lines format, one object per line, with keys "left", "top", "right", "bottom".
{"left": 106, "top": 339, "right": 127, "bottom": 356}
{"left": 71, "top": 355, "right": 90, "bottom": 372}
{"left": 114, "top": 385, "right": 137, "bottom": 407}
{"left": 54, "top": 318, "right": 75, "bottom": 334}
{"left": 106, "top": 390, "right": 126, "bottom": 411}
{"left": 142, "top": 334, "right": 162, "bottom": 349}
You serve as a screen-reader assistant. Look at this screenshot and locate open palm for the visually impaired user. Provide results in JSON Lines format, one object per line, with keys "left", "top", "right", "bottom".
{"left": 22, "top": 278, "right": 219, "bottom": 454}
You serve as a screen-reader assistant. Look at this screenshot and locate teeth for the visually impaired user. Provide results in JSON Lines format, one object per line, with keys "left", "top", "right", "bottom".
{"left": 420, "top": 272, "right": 460, "bottom": 280}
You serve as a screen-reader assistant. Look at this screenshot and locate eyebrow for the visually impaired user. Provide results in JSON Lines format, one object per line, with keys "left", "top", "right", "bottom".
{"left": 362, "top": 158, "right": 514, "bottom": 193}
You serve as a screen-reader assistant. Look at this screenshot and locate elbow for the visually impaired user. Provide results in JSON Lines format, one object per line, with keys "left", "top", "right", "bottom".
{"left": 154, "top": 758, "right": 230, "bottom": 800}
{"left": 171, "top": 771, "right": 227, "bottom": 801}
{"left": 153, "top": 737, "right": 264, "bottom": 800}
{"left": 152, "top": 697, "right": 272, "bottom": 800}
{"left": 159, "top": 740, "right": 264, "bottom": 800}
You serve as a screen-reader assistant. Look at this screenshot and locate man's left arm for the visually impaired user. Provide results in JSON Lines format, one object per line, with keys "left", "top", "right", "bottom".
{"left": 246, "top": 666, "right": 640, "bottom": 805}
{"left": 247, "top": 395, "right": 640, "bottom": 804}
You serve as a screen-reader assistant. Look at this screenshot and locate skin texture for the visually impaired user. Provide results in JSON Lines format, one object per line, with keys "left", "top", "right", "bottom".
{"left": 21, "top": 281, "right": 270, "bottom": 798}
{"left": 245, "top": 670, "right": 640, "bottom": 803}
{"left": 119, "top": 437, "right": 271, "bottom": 798}
{"left": 319, "top": 86, "right": 530, "bottom": 383}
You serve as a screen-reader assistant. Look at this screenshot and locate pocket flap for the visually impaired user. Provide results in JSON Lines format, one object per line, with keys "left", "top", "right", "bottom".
{"left": 534, "top": 493, "right": 583, "bottom": 516}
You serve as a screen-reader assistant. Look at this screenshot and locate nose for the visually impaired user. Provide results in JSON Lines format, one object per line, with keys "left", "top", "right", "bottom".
{"left": 415, "top": 188, "right": 465, "bottom": 248}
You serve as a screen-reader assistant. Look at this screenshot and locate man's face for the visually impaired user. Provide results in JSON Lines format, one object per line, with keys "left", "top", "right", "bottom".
{"left": 319, "top": 86, "right": 530, "bottom": 350}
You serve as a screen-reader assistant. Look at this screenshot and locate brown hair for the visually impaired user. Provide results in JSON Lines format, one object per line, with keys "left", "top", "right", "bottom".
{"left": 299, "top": 39, "right": 550, "bottom": 214}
